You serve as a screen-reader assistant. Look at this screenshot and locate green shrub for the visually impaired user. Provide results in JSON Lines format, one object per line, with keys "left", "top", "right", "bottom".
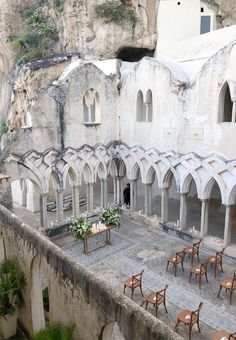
{"left": 70, "top": 217, "right": 92, "bottom": 240}
{"left": 0, "top": 121, "right": 8, "bottom": 137}
{"left": 0, "top": 258, "right": 26, "bottom": 317}
{"left": 33, "top": 322, "right": 75, "bottom": 340}
{"left": 100, "top": 207, "right": 120, "bottom": 226}
{"left": 95, "top": 1, "right": 137, "bottom": 25}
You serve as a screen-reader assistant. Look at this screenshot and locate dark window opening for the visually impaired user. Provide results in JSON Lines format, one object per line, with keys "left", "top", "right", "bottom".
{"left": 177, "top": 2, "right": 181, "bottom": 5}
{"left": 201, "top": 7, "right": 204, "bottom": 13}
{"left": 116, "top": 47, "right": 154, "bottom": 62}
{"left": 223, "top": 85, "right": 233, "bottom": 122}
{"left": 200, "top": 16, "right": 211, "bottom": 34}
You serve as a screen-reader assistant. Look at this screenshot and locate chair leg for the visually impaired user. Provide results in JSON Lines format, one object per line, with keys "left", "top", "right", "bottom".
{"left": 145, "top": 301, "right": 148, "bottom": 310}
{"left": 217, "top": 285, "right": 222, "bottom": 298}
{"left": 214, "top": 264, "right": 216, "bottom": 278}
{"left": 230, "top": 291, "right": 233, "bottom": 305}
{"left": 123, "top": 285, "right": 126, "bottom": 294}
{"left": 131, "top": 288, "right": 134, "bottom": 300}
{"left": 174, "top": 320, "right": 180, "bottom": 333}
{"left": 189, "top": 325, "right": 192, "bottom": 340}
{"left": 220, "top": 261, "right": 224, "bottom": 273}
{"left": 166, "top": 261, "right": 169, "bottom": 272}
{"left": 140, "top": 285, "right": 144, "bottom": 297}
{"left": 191, "top": 255, "right": 193, "bottom": 266}
{"left": 205, "top": 272, "right": 209, "bottom": 283}
{"left": 155, "top": 305, "right": 158, "bottom": 317}
{"left": 181, "top": 261, "right": 184, "bottom": 272}
{"left": 199, "top": 275, "right": 201, "bottom": 290}
{"left": 197, "top": 320, "right": 201, "bottom": 333}
{"left": 197, "top": 252, "right": 200, "bottom": 263}
{"left": 174, "top": 264, "right": 177, "bottom": 277}
{"left": 163, "top": 301, "right": 168, "bottom": 313}
{"left": 189, "top": 272, "right": 192, "bottom": 284}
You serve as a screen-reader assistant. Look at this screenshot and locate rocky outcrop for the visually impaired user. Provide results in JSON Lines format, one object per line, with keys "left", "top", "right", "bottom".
{"left": 203, "top": 0, "right": 236, "bottom": 28}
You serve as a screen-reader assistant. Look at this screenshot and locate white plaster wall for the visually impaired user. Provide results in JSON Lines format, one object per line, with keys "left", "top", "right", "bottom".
{"left": 11, "top": 180, "right": 23, "bottom": 206}
{"left": 155, "top": 0, "right": 201, "bottom": 57}
{"left": 26, "top": 180, "right": 40, "bottom": 213}
{"left": 64, "top": 63, "right": 118, "bottom": 148}
{"left": 119, "top": 41, "right": 236, "bottom": 159}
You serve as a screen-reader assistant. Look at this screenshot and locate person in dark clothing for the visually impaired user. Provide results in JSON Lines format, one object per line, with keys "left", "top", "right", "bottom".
{"left": 123, "top": 183, "right": 130, "bottom": 206}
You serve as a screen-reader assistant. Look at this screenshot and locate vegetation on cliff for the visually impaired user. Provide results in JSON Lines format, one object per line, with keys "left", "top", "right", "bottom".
{"left": 10, "top": 0, "right": 64, "bottom": 65}
{"left": 95, "top": 1, "right": 137, "bottom": 26}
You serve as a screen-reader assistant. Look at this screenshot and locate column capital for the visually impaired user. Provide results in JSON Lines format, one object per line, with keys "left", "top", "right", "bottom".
{"left": 40, "top": 192, "right": 48, "bottom": 197}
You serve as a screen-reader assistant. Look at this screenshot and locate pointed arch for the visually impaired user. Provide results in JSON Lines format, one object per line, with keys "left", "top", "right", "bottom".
{"left": 79, "top": 162, "right": 93, "bottom": 183}
{"left": 62, "top": 164, "right": 78, "bottom": 188}
{"left": 95, "top": 161, "right": 107, "bottom": 180}
{"left": 146, "top": 89, "right": 153, "bottom": 122}
{"left": 204, "top": 177, "right": 223, "bottom": 201}
{"left": 218, "top": 81, "right": 233, "bottom": 122}
{"left": 136, "top": 90, "right": 145, "bottom": 121}
{"left": 181, "top": 173, "right": 200, "bottom": 196}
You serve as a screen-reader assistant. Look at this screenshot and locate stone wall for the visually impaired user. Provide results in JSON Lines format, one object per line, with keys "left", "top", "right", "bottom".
{"left": 0, "top": 204, "right": 183, "bottom": 340}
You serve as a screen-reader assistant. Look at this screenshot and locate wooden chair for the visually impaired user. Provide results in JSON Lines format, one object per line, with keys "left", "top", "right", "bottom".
{"left": 213, "top": 330, "right": 236, "bottom": 340}
{"left": 189, "top": 262, "right": 208, "bottom": 289}
{"left": 174, "top": 302, "right": 203, "bottom": 340}
{"left": 206, "top": 248, "right": 225, "bottom": 277}
{"left": 123, "top": 269, "right": 144, "bottom": 300}
{"left": 166, "top": 250, "right": 185, "bottom": 277}
{"left": 217, "top": 271, "right": 236, "bottom": 305}
{"left": 184, "top": 238, "right": 202, "bottom": 265}
{"left": 141, "top": 284, "right": 168, "bottom": 317}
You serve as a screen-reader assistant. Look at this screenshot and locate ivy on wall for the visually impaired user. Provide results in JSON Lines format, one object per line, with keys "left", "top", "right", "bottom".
{"left": 95, "top": 1, "right": 137, "bottom": 26}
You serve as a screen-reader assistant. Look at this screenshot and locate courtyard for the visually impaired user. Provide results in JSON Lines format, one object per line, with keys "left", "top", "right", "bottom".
{"left": 50, "top": 213, "right": 236, "bottom": 340}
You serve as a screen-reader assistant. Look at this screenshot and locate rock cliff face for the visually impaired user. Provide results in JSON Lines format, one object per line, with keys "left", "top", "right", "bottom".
{"left": 0, "top": 0, "right": 157, "bottom": 122}
{"left": 203, "top": 0, "right": 236, "bottom": 27}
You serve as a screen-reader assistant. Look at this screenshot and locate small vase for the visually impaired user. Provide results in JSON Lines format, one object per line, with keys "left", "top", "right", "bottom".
{"left": 0, "top": 314, "right": 17, "bottom": 339}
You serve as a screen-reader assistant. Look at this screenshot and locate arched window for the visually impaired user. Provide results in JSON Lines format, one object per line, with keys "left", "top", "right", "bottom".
{"left": 83, "top": 89, "right": 100, "bottom": 124}
{"left": 146, "top": 89, "right": 153, "bottom": 122}
{"left": 136, "top": 90, "right": 153, "bottom": 122}
{"left": 218, "top": 82, "right": 234, "bottom": 123}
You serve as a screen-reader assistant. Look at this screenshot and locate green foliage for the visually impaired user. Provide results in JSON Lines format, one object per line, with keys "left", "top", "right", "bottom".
{"left": 70, "top": 217, "right": 92, "bottom": 240}
{"left": 95, "top": 1, "right": 137, "bottom": 25}
{"left": 42, "top": 287, "right": 49, "bottom": 312}
{"left": 33, "top": 322, "right": 75, "bottom": 340}
{"left": 11, "top": 1, "right": 59, "bottom": 65}
{"left": 100, "top": 207, "right": 120, "bottom": 226}
{"left": 0, "top": 121, "right": 8, "bottom": 137}
{"left": 0, "top": 258, "right": 26, "bottom": 317}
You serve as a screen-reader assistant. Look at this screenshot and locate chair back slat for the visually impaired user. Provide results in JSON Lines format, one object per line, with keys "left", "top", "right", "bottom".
{"left": 176, "top": 250, "right": 185, "bottom": 261}
{"left": 193, "top": 238, "right": 202, "bottom": 253}
{"left": 133, "top": 269, "right": 144, "bottom": 282}
{"left": 216, "top": 247, "right": 225, "bottom": 260}
{"left": 229, "top": 332, "right": 236, "bottom": 339}
{"left": 191, "top": 302, "right": 203, "bottom": 323}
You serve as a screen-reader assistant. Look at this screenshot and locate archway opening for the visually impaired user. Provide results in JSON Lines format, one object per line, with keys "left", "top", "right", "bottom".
{"left": 186, "top": 178, "right": 201, "bottom": 232}
{"left": 116, "top": 47, "right": 154, "bottom": 62}
{"left": 208, "top": 181, "right": 224, "bottom": 239}
{"left": 168, "top": 173, "right": 180, "bottom": 224}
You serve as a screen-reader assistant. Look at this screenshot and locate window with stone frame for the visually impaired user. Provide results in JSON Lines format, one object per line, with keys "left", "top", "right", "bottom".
{"left": 136, "top": 90, "right": 153, "bottom": 122}
{"left": 83, "top": 89, "right": 100, "bottom": 124}
{"left": 218, "top": 82, "right": 235, "bottom": 123}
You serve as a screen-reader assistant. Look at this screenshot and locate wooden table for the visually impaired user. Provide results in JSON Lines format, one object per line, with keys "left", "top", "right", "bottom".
{"left": 83, "top": 224, "right": 116, "bottom": 255}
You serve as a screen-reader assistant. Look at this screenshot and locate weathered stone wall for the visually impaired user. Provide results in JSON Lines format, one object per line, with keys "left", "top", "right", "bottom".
{"left": 203, "top": 0, "right": 236, "bottom": 28}
{"left": 0, "top": 204, "right": 183, "bottom": 340}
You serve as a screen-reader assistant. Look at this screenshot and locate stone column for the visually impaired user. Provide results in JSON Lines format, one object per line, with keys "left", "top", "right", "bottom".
{"left": 40, "top": 193, "right": 48, "bottom": 228}
{"left": 144, "top": 184, "right": 152, "bottom": 216}
{"left": 56, "top": 188, "right": 64, "bottom": 222}
{"left": 133, "top": 180, "right": 137, "bottom": 211}
{"left": 20, "top": 180, "right": 27, "bottom": 207}
{"left": 161, "top": 188, "right": 169, "bottom": 223}
{"left": 104, "top": 179, "right": 108, "bottom": 208}
{"left": 116, "top": 177, "right": 122, "bottom": 204}
{"left": 179, "top": 193, "right": 188, "bottom": 229}
{"left": 113, "top": 178, "right": 117, "bottom": 204}
{"left": 224, "top": 205, "right": 232, "bottom": 246}
{"left": 72, "top": 185, "right": 80, "bottom": 217}
{"left": 200, "top": 199, "right": 209, "bottom": 237}
{"left": 86, "top": 183, "right": 90, "bottom": 212}
{"left": 231, "top": 100, "right": 236, "bottom": 122}
{"left": 101, "top": 180, "right": 104, "bottom": 208}
{"left": 130, "top": 180, "right": 134, "bottom": 211}
{"left": 89, "top": 183, "right": 94, "bottom": 212}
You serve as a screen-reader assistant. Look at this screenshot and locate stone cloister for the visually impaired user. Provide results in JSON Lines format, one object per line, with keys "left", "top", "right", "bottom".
{"left": 6, "top": 141, "right": 236, "bottom": 247}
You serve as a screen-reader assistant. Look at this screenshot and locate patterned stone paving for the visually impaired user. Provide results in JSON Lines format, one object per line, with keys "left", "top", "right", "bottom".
{"left": 111, "top": 256, "right": 236, "bottom": 333}
{"left": 63, "top": 231, "right": 137, "bottom": 267}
